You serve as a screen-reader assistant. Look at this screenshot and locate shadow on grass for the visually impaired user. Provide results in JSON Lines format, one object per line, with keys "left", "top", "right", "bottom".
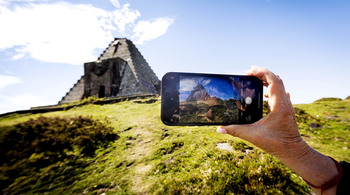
{"left": 0, "top": 116, "right": 119, "bottom": 194}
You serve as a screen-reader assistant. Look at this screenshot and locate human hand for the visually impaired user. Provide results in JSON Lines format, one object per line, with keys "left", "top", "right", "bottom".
{"left": 217, "top": 66, "right": 310, "bottom": 160}
{"left": 217, "top": 66, "right": 340, "bottom": 195}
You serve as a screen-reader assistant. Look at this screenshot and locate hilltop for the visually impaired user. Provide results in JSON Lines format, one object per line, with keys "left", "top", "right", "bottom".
{"left": 0, "top": 96, "right": 349, "bottom": 194}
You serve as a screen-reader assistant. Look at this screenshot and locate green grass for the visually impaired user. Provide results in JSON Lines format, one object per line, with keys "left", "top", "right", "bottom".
{"left": 0, "top": 97, "right": 349, "bottom": 194}
{"left": 295, "top": 98, "right": 350, "bottom": 161}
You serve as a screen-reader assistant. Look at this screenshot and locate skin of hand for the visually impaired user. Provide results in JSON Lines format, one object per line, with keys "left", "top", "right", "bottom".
{"left": 217, "top": 66, "right": 339, "bottom": 195}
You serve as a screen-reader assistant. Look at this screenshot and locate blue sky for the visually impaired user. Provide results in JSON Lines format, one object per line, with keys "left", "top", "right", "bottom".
{"left": 179, "top": 76, "right": 237, "bottom": 101}
{"left": 0, "top": 0, "right": 349, "bottom": 114}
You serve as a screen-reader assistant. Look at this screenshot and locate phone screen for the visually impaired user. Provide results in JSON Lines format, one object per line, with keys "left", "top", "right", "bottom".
{"left": 161, "top": 72, "right": 262, "bottom": 126}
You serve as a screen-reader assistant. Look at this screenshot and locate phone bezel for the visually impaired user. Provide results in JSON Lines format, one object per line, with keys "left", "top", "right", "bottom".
{"left": 161, "top": 72, "right": 263, "bottom": 126}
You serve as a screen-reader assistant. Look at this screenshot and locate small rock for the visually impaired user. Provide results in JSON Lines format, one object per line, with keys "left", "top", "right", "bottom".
{"left": 245, "top": 149, "right": 253, "bottom": 155}
{"left": 325, "top": 115, "right": 339, "bottom": 119}
{"left": 216, "top": 143, "right": 234, "bottom": 152}
{"left": 165, "top": 157, "right": 175, "bottom": 164}
{"left": 308, "top": 123, "right": 322, "bottom": 129}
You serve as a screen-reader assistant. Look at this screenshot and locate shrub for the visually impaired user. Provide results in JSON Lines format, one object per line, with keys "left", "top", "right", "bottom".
{"left": 0, "top": 116, "right": 118, "bottom": 194}
{"left": 294, "top": 107, "right": 319, "bottom": 124}
{"left": 197, "top": 103, "right": 210, "bottom": 115}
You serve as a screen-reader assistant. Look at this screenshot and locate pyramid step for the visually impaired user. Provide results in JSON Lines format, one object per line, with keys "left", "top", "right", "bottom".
{"left": 58, "top": 76, "right": 85, "bottom": 104}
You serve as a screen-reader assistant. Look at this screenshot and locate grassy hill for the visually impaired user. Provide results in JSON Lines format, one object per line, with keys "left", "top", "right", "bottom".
{"left": 0, "top": 96, "right": 349, "bottom": 194}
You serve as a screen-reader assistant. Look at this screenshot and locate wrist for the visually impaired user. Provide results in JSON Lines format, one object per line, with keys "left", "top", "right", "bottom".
{"left": 302, "top": 157, "right": 342, "bottom": 195}
{"left": 277, "top": 140, "right": 339, "bottom": 194}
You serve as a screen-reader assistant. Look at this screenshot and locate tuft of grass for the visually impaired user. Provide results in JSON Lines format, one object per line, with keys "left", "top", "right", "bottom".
{"left": 294, "top": 107, "right": 320, "bottom": 124}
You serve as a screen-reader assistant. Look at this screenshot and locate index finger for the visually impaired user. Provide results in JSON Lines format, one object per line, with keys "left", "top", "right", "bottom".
{"left": 245, "top": 66, "right": 281, "bottom": 87}
{"left": 246, "top": 66, "right": 289, "bottom": 111}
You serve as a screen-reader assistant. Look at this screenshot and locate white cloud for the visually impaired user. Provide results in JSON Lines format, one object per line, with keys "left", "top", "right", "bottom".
{"left": 110, "top": 4, "right": 140, "bottom": 34}
{"left": 0, "top": 0, "right": 7, "bottom": 5}
{"left": 6, "top": 0, "right": 52, "bottom": 2}
{"left": 202, "top": 79, "right": 211, "bottom": 86}
{"left": 0, "top": 1, "right": 174, "bottom": 65}
{"left": 12, "top": 53, "right": 25, "bottom": 60}
{"left": 0, "top": 75, "right": 21, "bottom": 90}
{"left": 132, "top": 17, "right": 174, "bottom": 45}
{"left": 0, "top": 93, "right": 54, "bottom": 114}
{"left": 110, "top": 0, "right": 120, "bottom": 9}
{"left": 8, "top": 93, "right": 53, "bottom": 108}
{"left": 206, "top": 86, "right": 224, "bottom": 98}
{"left": 0, "top": 2, "right": 114, "bottom": 64}
{"left": 180, "top": 78, "right": 197, "bottom": 92}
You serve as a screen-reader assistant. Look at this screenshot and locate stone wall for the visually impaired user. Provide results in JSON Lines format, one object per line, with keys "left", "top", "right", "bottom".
{"left": 125, "top": 39, "right": 160, "bottom": 94}
{"left": 84, "top": 57, "right": 128, "bottom": 98}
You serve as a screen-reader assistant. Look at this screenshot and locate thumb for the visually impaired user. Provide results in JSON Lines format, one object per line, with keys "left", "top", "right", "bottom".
{"left": 217, "top": 124, "right": 257, "bottom": 141}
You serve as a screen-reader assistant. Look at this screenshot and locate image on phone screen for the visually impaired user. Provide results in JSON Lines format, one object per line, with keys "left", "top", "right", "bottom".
{"left": 179, "top": 75, "right": 259, "bottom": 124}
{"left": 161, "top": 72, "right": 262, "bottom": 125}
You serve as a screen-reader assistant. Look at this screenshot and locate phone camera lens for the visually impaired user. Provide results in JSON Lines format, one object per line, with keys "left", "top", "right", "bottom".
{"left": 245, "top": 97, "right": 252, "bottom": 105}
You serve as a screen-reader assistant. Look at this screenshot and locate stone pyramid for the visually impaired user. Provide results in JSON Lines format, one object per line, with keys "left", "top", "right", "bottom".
{"left": 59, "top": 38, "right": 160, "bottom": 104}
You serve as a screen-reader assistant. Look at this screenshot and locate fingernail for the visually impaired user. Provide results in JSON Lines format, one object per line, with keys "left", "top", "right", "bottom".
{"left": 217, "top": 126, "right": 227, "bottom": 134}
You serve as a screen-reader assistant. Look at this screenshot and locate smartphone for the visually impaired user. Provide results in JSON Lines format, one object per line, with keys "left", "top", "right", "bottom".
{"left": 161, "top": 72, "right": 263, "bottom": 126}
